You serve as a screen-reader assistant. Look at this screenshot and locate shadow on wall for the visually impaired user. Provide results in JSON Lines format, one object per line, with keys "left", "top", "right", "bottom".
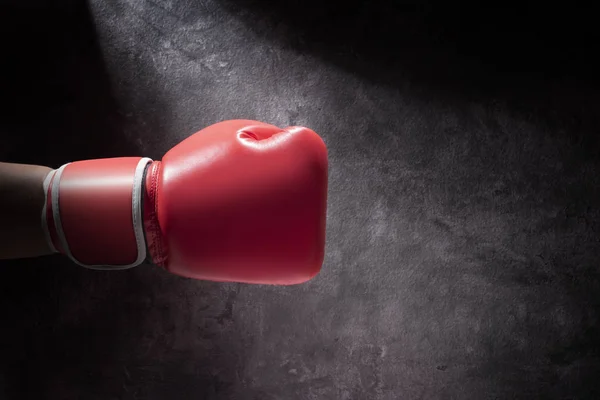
{"left": 222, "top": 0, "right": 600, "bottom": 133}
{"left": 0, "top": 0, "right": 140, "bottom": 397}
{"left": 3, "top": 0, "right": 129, "bottom": 163}
{"left": 0, "top": 1, "right": 236, "bottom": 399}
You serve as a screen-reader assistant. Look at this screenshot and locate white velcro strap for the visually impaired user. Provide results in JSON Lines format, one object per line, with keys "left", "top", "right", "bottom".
{"left": 129, "top": 157, "right": 153, "bottom": 269}
{"left": 41, "top": 169, "right": 58, "bottom": 253}
{"left": 52, "top": 163, "right": 71, "bottom": 261}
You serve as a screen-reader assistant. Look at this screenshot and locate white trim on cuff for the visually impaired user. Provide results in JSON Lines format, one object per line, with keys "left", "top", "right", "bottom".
{"left": 41, "top": 169, "right": 58, "bottom": 254}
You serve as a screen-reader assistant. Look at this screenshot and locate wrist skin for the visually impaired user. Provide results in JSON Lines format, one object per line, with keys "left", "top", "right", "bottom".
{"left": 0, "top": 162, "right": 54, "bottom": 259}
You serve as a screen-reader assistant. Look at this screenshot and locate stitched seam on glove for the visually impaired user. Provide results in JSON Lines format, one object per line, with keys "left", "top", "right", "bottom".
{"left": 150, "top": 162, "right": 168, "bottom": 267}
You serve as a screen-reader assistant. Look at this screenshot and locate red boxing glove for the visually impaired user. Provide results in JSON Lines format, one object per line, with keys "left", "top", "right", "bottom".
{"left": 42, "top": 120, "right": 328, "bottom": 285}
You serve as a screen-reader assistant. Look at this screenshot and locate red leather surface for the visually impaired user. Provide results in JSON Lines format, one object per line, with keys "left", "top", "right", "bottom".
{"left": 154, "top": 120, "right": 328, "bottom": 284}
{"left": 59, "top": 157, "right": 141, "bottom": 265}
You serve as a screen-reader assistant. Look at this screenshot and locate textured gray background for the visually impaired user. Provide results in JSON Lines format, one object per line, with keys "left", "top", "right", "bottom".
{"left": 1, "top": 0, "right": 600, "bottom": 399}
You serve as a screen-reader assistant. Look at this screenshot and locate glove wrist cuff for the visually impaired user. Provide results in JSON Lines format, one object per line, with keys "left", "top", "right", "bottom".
{"left": 42, "top": 157, "right": 152, "bottom": 269}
